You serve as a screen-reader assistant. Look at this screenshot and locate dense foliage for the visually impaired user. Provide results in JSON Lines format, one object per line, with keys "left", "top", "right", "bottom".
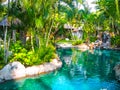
{"left": 0, "top": 0, "right": 120, "bottom": 68}
{"left": 9, "top": 41, "right": 56, "bottom": 66}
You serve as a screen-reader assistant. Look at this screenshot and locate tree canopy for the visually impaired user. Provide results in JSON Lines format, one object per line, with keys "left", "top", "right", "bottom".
{"left": 0, "top": 0, "right": 120, "bottom": 67}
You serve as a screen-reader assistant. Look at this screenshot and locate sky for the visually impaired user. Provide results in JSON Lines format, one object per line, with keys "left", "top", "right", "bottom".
{"left": 2, "top": 0, "right": 13, "bottom": 5}
{"left": 85, "top": 0, "right": 97, "bottom": 12}
{"left": 2, "top": 0, "right": 97, "bottom": 12}
{"left": 76, "top": 0, "right": 97, "bottom": 12}
{"left": 72, "top": 0, "right": 97, "bottom": 12}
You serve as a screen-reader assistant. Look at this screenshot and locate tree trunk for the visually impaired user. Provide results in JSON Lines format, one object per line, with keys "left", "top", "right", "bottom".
{"left": 4, "top": 26, "right": 8, "bottom": 63}
{"left": 20, "top": 30, "right": 26, "bottom": 45}
{"left": 12, "top": 30, "right": 16, "bottom": 43}
{"left": 35, "top": 34, "right": 39, "bottom": 47}
{"left": 31, "top": 35, "right": 34, "bottom": 52}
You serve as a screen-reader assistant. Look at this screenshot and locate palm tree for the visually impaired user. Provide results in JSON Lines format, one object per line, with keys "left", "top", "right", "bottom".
{"left": 97, "top": 0, "right": 120, "bottom": 35}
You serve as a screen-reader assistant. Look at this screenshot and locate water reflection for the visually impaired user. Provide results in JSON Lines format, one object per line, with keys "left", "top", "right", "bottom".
{"left": 57, "top": 49, "right": 120, "bottom": 81}
{"left": 0, "top": 49, "right": 120, "bottom": 90}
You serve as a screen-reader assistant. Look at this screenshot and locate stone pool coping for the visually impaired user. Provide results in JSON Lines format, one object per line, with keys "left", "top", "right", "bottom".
{"left": 56, "top": 43, "right": 120, "bottom": 51}
{"left": 0, "top": 59, "right": 62, "bottom": 83}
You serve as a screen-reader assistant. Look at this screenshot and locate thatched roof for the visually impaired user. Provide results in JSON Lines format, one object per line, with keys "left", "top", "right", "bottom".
{"left": 0, "top": 18, "right": 10, "bottom": 26}
{"left": 0, "top": 17, "right": 22, "bottom": 27}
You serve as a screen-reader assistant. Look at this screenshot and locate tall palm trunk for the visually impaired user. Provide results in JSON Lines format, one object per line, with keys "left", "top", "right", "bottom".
{"left": 3, "top": 0, "right": 10, "bottom": 63}
{"left": 4, "top": 26, "right": 8, "bottom": 63}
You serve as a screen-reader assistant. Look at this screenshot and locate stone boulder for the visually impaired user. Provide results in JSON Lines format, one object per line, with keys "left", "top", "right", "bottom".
{"left": 25, "top": 59, "right": 62, "bottom": 76}
{"left": 43, "top": 63, "right": 56, "bottom": 72}
{"left": 25, "top": 66, "right": 41, "bottom": 76}
{"left": 51, "top": 59, "right": 62, "bottom": 68}
{"left": 114, "top": 63, "right": 120, "bottom": 81}
{"left": 77, "top": 44, "right": 89, "bottom": 51}
{"left": 56, "top": 43, "right": 73, "bottom": 48}
{"left": 88, "top": 42, "right": 95, "bottom": 50}
{"left": 0, "top": 61, "right": 26, "bottom": 82}
{"left": 25, "top": 65, "right": 46, "bottom": 76}
{"left": 0, "top": 59, "right": 62, "bottom": 83}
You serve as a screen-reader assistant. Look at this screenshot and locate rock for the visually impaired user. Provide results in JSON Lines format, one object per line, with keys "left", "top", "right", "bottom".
{"left": 26, "top": 66, "right": 40, "bottom": 76}
{"left": 0, "top": 78, "right": 4, "bottom": 82}
{"left": 57, "top": 43, "right": 73, "bottom": 48}
{"left": 77, "top": 44, "right": 89, "bottom": 51}
{"left": 38, "top": 65, "right": 45, "bottom": 74}
{"left": 0, "top": 64, "right": 12, "bottom": 81}
{"left": 25, "top": 59, "right": 62, "bottom": 76}
{"left": 0, "top": 61, "right": 26, "bottom": 81}
{"left": 114, "top": 63, "right": 120, "bottom": 81}
{"left": 94, "top": 40, "right": 102, "bottom": 47}
{"left": 11, "top": 62, "right": 26, "bottom": 79}
{"left": 0, "top": 59, "right": 62, "bottom": 83}
{"left": 88, "top": 42, "right": 95, "bottom": 49}
{"left": 51, "top": 59, "right": 62, "bottom": 68}
{"left": 43, "top": 63, "right": 55, "bottom": 72}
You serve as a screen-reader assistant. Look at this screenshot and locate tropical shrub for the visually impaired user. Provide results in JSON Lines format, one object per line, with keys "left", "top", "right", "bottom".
{"left": 0, "top": 48, "right": 4, "bottom": 60}
{"left": 89, "top": 36, "right": 97, "bottom": 43}
{"left": 111, "top": 36, "right": 120, "bottom": 47}
{"left": 9, "top": 48, "right": 33, "bottom": 66}
{"left": 72, "top": 40, "right": 83, "bottom": 45}
{"left": 0, "top": 48, "right": 5, "bottom": 69}
{"left": 10, "top": 41, "right": 23, "bottom": 53}
{"left": 9, "top": 41, "right": 56, "bottom": 66}
{"left": 35, "top": 44, "right": 57, "bottom": 64}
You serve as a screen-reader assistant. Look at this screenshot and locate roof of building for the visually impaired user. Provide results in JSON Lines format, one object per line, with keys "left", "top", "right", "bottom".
{"left": 0, "top": 17, "right": 22, "bottom": 26}
{"left": 0, "top": 18, "right": 10, "bottom": 26}
{"left": 64, "top": 24, "right": 83, "bottom": 31}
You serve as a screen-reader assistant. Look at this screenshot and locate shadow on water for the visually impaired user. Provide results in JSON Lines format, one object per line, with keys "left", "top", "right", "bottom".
{"left": 0, "top": 74, "right": 52, "bottom": 90}
{"left": 19, "top": 77, "right": 52, "bottom": 90}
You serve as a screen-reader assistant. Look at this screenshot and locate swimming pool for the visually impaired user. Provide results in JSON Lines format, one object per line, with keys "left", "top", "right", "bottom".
{"left": 0, "top": 49, "right": 120, "bottom": 90}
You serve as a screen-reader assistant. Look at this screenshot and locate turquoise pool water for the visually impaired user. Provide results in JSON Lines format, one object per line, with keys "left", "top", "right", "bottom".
{"left": 0, "top": 49, "right": 120, "bottom": 90}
